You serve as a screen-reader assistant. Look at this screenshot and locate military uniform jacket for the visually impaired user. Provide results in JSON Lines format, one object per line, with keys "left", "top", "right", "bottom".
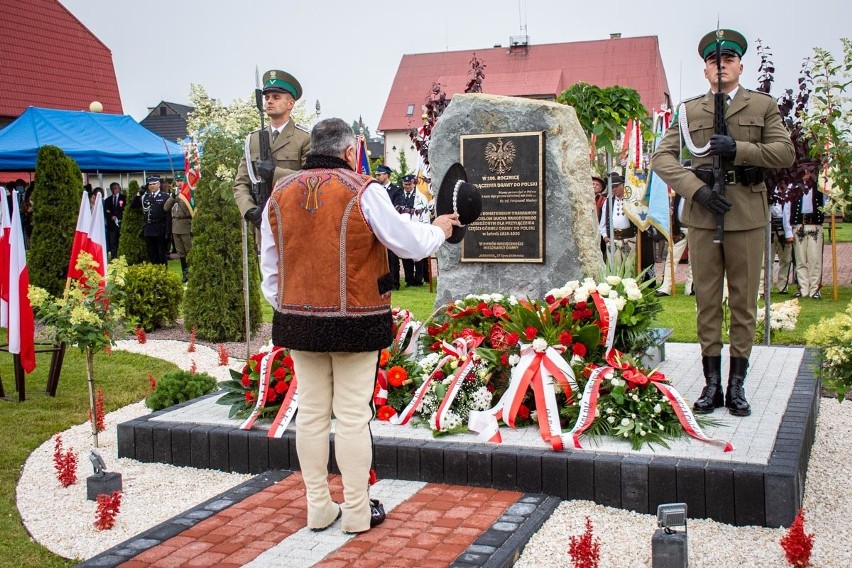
{"left": 233, "top": 120, "right": 311, "bottom": 218}
{"left": 131, "top": 190, "right": 169, "bottom": 237}
{"left": 164, "top": 194, "right": 192, "bottom": 235}
{"left": 650, "top": 88, "right": 794, "bottom": 231}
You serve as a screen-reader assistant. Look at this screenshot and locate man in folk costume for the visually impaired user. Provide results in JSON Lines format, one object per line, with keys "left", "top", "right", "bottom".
{"left": 234, "top": 69, "right": 311, "bottom": 234}
{"left": 650, "top": 28, "right": 794, "bottom": 417}
{"left": 790, "top": 169, "right": 825, "bottom": 299}
{"left": 598, "top": 173, "right": 637, "bottom": 269}
{"left": 259, "top": 118, "right": 464, "bottom": 533}
{"left": 759, "top": 196, "right": 794, "bottom": 297}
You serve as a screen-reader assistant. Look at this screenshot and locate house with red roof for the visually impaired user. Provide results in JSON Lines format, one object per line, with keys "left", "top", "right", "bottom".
{"left": 0, "top": 0, "right": 122, "bottom": 128}
{"left": 377, "top": 35, "right": 670, "bottom": 172}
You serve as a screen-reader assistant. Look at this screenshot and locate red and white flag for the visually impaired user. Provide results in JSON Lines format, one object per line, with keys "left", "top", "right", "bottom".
{"left": 67, "top": 191, "right": 92, "bottom": 281}
{"left": 85, "top": 193, "right": 108, "bottom": 282}
{"left": 8, "top": 190, "right": 36, "bottom": 373}
{"left": 0, "top": 191, "right": 11, "bottom": 327}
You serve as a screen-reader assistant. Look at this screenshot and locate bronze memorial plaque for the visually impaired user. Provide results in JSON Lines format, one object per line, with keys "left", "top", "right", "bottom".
{"left": 460, "top": 131, "right": 545, "bottom": 263}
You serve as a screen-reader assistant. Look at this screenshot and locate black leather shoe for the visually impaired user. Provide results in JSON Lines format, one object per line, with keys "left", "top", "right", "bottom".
{"left": 655, "top": 290, "right": 670, "bottom": 297}
{"left": 792, "top": 291, "right": 802, "bottom": 299}
{"left": 693, "top": 356, "right": 724, "bottom": 413}
{"left": 370, "top": 499, "right": 386, "bottom": 527}
{"left": 778, "top": 287, "right": 788, "bottom": 294}
{"left": 726, "top": 357, "right": 751, "bottom": 417}
{"left": 811, "top": 291, "right": 821, "bottom": 300}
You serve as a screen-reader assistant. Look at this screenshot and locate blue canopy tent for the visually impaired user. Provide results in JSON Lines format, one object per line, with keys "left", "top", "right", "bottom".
{"left": 0, "top": 107, "right": 185, "bottom": 172}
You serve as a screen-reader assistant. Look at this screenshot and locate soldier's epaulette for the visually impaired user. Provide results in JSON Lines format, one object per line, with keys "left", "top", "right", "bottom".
{"left": 295, "top": 123, "right": 310, "bottom": 133}
{"left": 747, "top": 88, "right": 774, "bottom": 98}
{"left": 679, "top": 94, "right": 704, "bottom": 105}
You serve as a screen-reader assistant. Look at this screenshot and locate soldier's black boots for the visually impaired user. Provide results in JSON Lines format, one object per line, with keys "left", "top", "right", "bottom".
{"left": 693, "top": 355, "right": 724, "bottom": 413}
{"left": 726, "top": 357, "right": 751, "bottom": 417}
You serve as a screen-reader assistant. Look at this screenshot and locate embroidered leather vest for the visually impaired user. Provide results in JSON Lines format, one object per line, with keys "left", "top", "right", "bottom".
{"left": 267, "top": 168, "right": 392, "bottom": 352}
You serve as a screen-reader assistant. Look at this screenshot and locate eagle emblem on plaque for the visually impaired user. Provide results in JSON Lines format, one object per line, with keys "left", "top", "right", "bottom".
{"left": 484, "top": 137, "right": 516, "bottom": 174}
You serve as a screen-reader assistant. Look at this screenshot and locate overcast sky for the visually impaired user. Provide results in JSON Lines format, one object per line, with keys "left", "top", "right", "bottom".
{"left": 60, "top": 0, "right": 849, "bottom": 132}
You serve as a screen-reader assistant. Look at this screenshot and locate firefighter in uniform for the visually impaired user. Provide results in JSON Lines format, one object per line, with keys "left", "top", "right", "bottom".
{"left": 234, "top": 69, "right": 311, "bottom": 234}
{"left": 650, "top": 29, "right": 794, "bottom": 417}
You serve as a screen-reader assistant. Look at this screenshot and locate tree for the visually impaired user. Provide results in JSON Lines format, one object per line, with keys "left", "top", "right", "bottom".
{"left": 393, "top": 149, "right": 411, "bottom": 186}
{"left": 28, "top": 146, "right": 81, "bottom": 296}
{"left": 351, "top": 119, "right": 371, "bottom": 139}
{"left": 117, "top": 179, "right": 147, "bottom": 265}
{"left": 557, "top": 82, "right": 649, "bottom": 158}
{"left": 181, "top": 85, "right": 264, "bottom": 341}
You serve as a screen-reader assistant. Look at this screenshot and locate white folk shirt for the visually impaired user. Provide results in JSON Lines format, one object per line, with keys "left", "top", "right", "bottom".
{"left": 259, "top": 179, "right": 445, "bottom": 310}
{"left": 598, "top": 197, "right": 632, "bottom": 238}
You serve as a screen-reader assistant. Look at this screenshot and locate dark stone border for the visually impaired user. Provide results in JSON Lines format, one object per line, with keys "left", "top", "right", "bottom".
{"left": 75, "top": 470, "right": 289, "bottom": 568}
{"left": 451, "top": 494, "right": 561, "bottom": 568}
{"left": 117, "top": 349, "right": 819, "bottom": 528}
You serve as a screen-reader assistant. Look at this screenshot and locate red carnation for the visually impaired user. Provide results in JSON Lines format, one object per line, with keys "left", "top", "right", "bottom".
{"left": 282, "top": 354, "right": 294, "bottom": 370}
{"left": 274, "top": 380, "right": 289, "bottom": 394}
{"left": 433, "top": 370, "right": 445, "bottom": 381}
{"left": 273, "top": 366, "right": 287, "bottom": 380}
{"left": 376, "top": 405, "right": 396, "bottom": 421}
{"left": 524, "top": 326, "right": 538, "bottom": 341}
{"left": 576, "top": 301, "right": 587, "bottom": 310}
{"left": 245, "top": 391, "right": 255, "bottom": 403}
{"left": 506, "top": 332, "right": 520, "bottom": 346}
{"left": 559, "top": 332, "right": 573, "bottom": 346}
{"left": 265, "top": 390, "right": 278, "bottom": 404}
{"left": 481, "top": 307, "right": 493, "bottom": 317}
{"left": 240, "top": 374, "right": 251, "bottom": 387}
{"left": 572, "top": 343, "right": 587, "bottom": 357}
{"left": 500, "top": 353, "right": 509, "bottom": 367}
{"left": 517, "top": 404, "right": 531, "bottom": 420}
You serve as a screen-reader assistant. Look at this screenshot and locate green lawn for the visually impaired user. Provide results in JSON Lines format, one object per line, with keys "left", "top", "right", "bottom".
{"left": 826, "top": 221, "right": 851, "bottom": 243}
{"left": 0, "top": 341, "right": 179, "bottom": 568}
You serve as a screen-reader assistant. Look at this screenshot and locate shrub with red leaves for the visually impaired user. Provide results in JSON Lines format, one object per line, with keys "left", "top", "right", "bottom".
{"left": 135, "top": 327, "right": 147, "bottom": 344}
{"left": 780, "top": 508, "right": 814, "bottom": 567}
{"left": 147, "top": 373, "right": 157, "bottom": 393}
{"left": 568, "top": 516, "right": 601, "bottom": 568}
{"left": 218, "top": 344, "right": 229, "bottom": 366}
{"left": 53, "top": 436, "right": 78, "bottom": 488}
{"left": 188, "top": 325, "right": 197, "bottom": 353}
{"left": 189, "top": 360, "right": 197, "bottom": 374}
{"left": 94, "top": 491, "right": 123, "bottom": 530}
{"left": 86, "top": 388, "right": 106, "bottom": 433}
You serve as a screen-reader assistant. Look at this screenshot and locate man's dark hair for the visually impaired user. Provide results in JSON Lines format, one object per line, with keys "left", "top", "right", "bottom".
{"left": 311, "top": 118, "right": 355, "bottom": 157}
{"left": 109, "top": 182, "right": 120, "bottom": 191}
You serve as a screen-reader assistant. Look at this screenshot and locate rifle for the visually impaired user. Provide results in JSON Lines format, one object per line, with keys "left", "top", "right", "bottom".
{"left": 712, "top": 27, "right": 728, "bottom": 244}
{"left": 252, "top": 69, "right": 273, "bottom": 212}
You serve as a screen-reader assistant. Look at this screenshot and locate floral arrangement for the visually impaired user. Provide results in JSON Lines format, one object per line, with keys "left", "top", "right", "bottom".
{"left": 804, "top": 299, "right": 852, "bottom": 401}
{"left": 568, "top": 517, "right": 601, "bottom": 568}
{"left": 780, "top": 508, "right": 815, "bottom": 567}
{"left": 29, "top": 253, "right": 130, "bottom": 354}
{"left": 756, "top": 298, "right": 801, "bottom": 340}
{"left": 53, "top": 435, "right": 78, "bottom": 488}
{"left": 375, "top": 309, "right": 424, "bottom": 418}
{"left": 94, "top": 491, "right": 122, "bottom": 531}
{"left": 217, "top": 341, "right": 295, "bottom": 418}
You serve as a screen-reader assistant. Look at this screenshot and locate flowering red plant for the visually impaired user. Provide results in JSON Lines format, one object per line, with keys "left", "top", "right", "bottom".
{"left": 217, "top": 344, "right": 229, "bottom": 366}
{"left": 146, "top": 373, "right": 157, "bottom": 393}
{"left": 86, "top": 387, "right": 106, "bottom": 433}
{"left": 780, "top": 508, "right": 814, "bottom": 567}
{"left": 94, "top": 491, "right": 122, "bottom": 530}
{"left": 189, "top": 360, "right": 197, "bottom": 374}
{"left": 134, "top": 327, "right": 147, "bottom": 344}
{"left": 188, "top": 325, "right": 197, "bottom": 353}
{"left": 53, "top": 435, "right": 78, "bottom": 487}
{"left": 568, "top": 517, "right": 601, "bottom": 568}
{"left": 218, "top": 345, "right": 295, "bottom": 419}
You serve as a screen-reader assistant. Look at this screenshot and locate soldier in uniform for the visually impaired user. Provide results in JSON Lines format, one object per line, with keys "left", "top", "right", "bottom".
{"left": 650, "top": 29, "right": 794, "bottom": 417}
{"left": 131, "top": 175, "right": 171, "bottom": 265}
{"left": 164, "top": 182, "right": 193, "bottom": 282}
{"left": 234, "top": 69, "right": 311, "bottom": 232}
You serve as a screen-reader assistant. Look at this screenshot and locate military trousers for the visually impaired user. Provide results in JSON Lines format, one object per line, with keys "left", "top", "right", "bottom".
{"left": 291, "top": 349, "right": 377, "bottom": 533}
{"left": 689, "top": 226, "right": 763, "bottom": 359}
{"left": 792, "top": 224, "right": 823, "bottom": 297}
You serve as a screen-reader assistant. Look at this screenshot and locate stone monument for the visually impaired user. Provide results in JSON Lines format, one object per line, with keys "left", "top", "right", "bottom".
{"left": 429, "top": 93, "right": 603, "bottom": 305}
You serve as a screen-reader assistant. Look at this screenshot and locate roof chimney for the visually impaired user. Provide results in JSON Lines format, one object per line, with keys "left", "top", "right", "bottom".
{"left": 610, "top": 33, "right": 621, "bottom": 39}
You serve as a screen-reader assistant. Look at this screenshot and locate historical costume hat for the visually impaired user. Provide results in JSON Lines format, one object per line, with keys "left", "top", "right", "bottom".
{"left": 608, "top": 173, "right": 625, "bottom": 185}
{"left": 698, "top": 29, "right": 747, "bottom": 60}
{"left": 435, "top": 163, "right": 482, "bottom": 244}
{"left": 262, "top": 69, "right": 303, "bottom": 100}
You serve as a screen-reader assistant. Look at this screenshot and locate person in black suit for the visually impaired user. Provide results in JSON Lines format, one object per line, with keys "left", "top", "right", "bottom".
{"left": 103, "top": 182, "right": 125, "bottom": 259}
{"left": 375, "top": 165, "right": 403, "bottom": 290}
{"left": 131, "top": 176, "right": 169, "bottom": 265}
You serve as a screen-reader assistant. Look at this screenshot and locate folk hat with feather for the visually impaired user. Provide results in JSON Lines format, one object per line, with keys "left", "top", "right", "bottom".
{"left": 435, "top": 163, "right": 482, "bottom": 244}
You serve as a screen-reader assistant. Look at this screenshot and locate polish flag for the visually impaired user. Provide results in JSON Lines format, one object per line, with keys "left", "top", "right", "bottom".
{"left": 8, "top": 190, "right": 36, "bottom": 373}
{"left": 67, "top": 192, "right": 92, "bottom": 281}
{"left": 0, "top": 192, "right": 11, "bottom": 327}
{"left": 85, "top": 193, "right": 108, "bottom": 282}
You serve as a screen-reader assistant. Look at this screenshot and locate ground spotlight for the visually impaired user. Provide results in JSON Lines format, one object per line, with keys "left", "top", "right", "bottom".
{"left": 652, "top": 503, "right": 688, "bottom": 567}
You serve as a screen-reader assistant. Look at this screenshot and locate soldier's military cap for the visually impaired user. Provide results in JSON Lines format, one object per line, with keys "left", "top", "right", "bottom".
{"left": 402, "top": 174, "right": 416, "bottom": 183}
{"left": 146, "top": 175, "right": 160, "bottom": 184}
{"left": 698, "top": 29, "right": 747, "bottom": 60}
{"left": 375, "top": 165, "right": 392, "bottom": 175}
{"left": 262, "top": 69, "right": 302, "bottom": 99}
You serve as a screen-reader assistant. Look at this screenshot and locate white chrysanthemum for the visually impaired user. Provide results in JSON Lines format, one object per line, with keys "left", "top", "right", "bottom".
{"left": 470, "top": 387, "right": 493, "bottom": 411}
{"left": 508, "top": 354, "right": 521, "bottom": 366}
{"left": 621, "top": 418, "right": 631, "bottom": 426}
{"left": 654, "top": 404, "right": 662, "bottom": 414}
{"left": 418, "top": 352, "right": 441, "bottom": 374}
{"left": 607, "top": 416, "right": 615, "bottom": 424}
{"left": 606, "top": 275, "right": 622, "bottom": 286}
{"left": 606, "top": 407, "right": 613, "bottom": 414}
{"left": 596, "top": 283, "right": 612, "bottom": 296}
{"left": 532, "top": 337, "right": 548, "bottom": 352}
{"left": 441, "top": 411, "right": 462, "bottom": 431}
{"left": 442, "top": 376, "right": 452, "bottom": 385}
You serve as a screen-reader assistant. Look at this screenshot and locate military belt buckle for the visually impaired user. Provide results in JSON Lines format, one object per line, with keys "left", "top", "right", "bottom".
{"left": 724, "top": 170, "right": 738, "bottom": 185}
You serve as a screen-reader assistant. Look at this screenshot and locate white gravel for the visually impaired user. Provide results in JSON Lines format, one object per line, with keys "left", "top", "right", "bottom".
{"left": 15, "top": 339, "right": 852, "bottom": 567}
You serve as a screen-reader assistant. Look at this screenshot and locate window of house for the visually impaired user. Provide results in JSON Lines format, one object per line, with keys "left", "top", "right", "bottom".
{"left": 160, "top": 106, "right": 167, "bottom": 116}
{"left": 406, "top": 104, "right": 415, "bottom": 116}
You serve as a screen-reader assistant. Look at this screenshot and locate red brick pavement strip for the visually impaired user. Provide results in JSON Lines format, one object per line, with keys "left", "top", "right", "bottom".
{"left": 118, "top": 474, "right": 522, "bottom": 568}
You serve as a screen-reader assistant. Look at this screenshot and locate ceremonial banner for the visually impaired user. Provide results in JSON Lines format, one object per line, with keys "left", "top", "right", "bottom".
{"left": 0, "top": 193, "right": 11, "bottom": 327}
{"left": 85, "top": 193, "right": 108, "bottom": 282}
{"left": 646, "top": 108, "right": 674, "bottom": 240}
{"left": 7, "top": 191, "right": 36, "bottom": 373}
{"left": 356, "top": 135, "right": 371, "bottom": 176}
{"left": 620, "top": 119, "right": 652, "bottom": 231}
{"left": 67, "top": 192, "right": 92, "bottom": 281}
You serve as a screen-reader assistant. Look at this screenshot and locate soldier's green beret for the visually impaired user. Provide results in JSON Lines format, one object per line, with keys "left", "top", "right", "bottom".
{"left": 698, "top": 29, "right": 747, "bottom": 60}
{"left": 262, "top": 69, "right": 302, "bottom": 100}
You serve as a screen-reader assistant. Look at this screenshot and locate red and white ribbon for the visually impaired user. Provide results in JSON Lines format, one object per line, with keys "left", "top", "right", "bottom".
{"left": 374, "top": 367, "right": 389, "bottom": 406}
{"left": 590, "top": 291, "right": 617, "bottom": 354}
{"left": 239, "top": 347, "right": 300, "bottom": 439}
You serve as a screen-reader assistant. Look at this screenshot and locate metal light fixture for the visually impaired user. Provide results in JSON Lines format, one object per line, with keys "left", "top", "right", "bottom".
{"left": 652, "top": 503, "right": 688, "bottom": 567}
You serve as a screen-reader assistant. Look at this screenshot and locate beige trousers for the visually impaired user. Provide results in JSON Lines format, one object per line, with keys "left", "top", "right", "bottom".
{"left": 291, "top": 350, "right": 378, "bottom": 533}
{"left": 658, "top": 229, "right": 693, "bottom": 295}
{"left": 792, "top": 224, "right": 823, "bottom": 297}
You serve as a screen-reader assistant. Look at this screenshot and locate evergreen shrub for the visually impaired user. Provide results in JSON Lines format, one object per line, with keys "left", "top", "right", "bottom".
{"left": 182, "top": 131, "right": 262, "bottom": 341}
{"left": 117, "top": 179, "right": 147, "bottom": 265}
{"left": 122, "top": 263, "right": 183, "bottom": 330}
{"left": 28, "top": 146, "right": 81, "bottom": 296}
{"left": 145, "top": 370, "right": 218, "bottom": 410}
